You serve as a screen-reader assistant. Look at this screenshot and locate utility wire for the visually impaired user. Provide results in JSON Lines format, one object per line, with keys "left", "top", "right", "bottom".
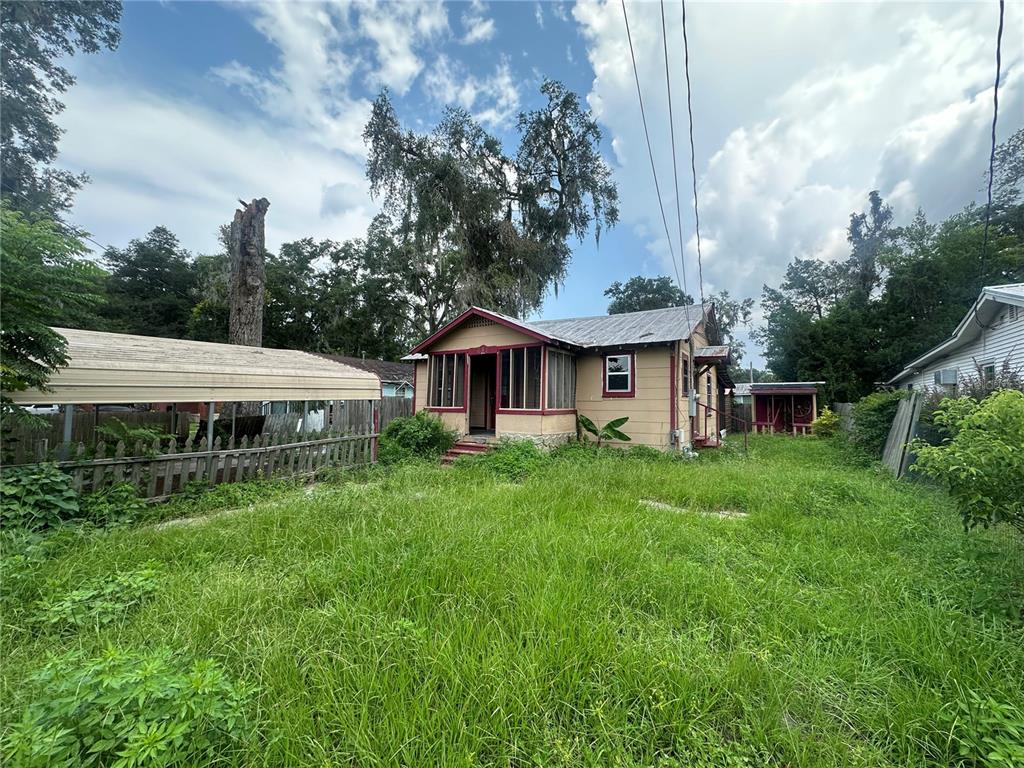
{"left": 679, "top": 0, "right": 706, "bottom": 310}
{"left": 980, "top": 0, "right": 1005, "bottom": 280}
{"left": 619, "top": 0, "right": 688, "bottom": 304}
{"left": 658, "top": 0, "right": 695, "bottom": 315}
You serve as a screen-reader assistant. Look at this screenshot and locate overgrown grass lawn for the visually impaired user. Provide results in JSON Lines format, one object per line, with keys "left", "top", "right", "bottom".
{"left": 3, "top": 437, "right": 1023, "bottom": 766}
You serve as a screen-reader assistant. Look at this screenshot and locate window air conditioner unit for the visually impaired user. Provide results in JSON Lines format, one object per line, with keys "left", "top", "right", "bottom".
{"left": 934, "top": 368, "right": 958, "bottom": 386}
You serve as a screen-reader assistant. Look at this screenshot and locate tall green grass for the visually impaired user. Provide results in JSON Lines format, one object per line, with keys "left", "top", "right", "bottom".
{"left": 2, "top": 436, "right": 1022, "bottom": 766}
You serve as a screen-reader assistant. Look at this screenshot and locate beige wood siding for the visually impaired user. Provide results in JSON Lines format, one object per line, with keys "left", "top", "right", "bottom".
{"left": 414, "top": 360, "right": 428, "bottom": 413}
{"left": 424, "top": 319, "right": 537, "bottom": 353}
{"left": 494, "top": 412, "right": 576, "bottom": 436}
{"left": 576, "top": 348, "right": 672, "bottom": 448}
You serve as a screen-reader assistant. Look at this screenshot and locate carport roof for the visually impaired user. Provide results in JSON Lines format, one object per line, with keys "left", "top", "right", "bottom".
{"left": 9, "top": 328, "right": 381, "bottom": 405}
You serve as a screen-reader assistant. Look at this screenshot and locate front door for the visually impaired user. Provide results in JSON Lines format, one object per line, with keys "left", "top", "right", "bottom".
{"left": 469, "top": 354, "right": 497, "bottom": 432}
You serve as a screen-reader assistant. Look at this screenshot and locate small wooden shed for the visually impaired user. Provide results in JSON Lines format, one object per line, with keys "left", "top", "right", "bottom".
{"left": 751, "top": 381, "right": 823, "bottom": 435}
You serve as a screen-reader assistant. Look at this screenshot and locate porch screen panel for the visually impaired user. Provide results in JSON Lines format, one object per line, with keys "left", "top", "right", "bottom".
{"left": 454, "top": 355, "right": 466, "bottom": 406}
{"left": 500, "top": 350, "right": 511, "bottom": 409}
{"left": 500, "top": 346, "right": 543, "bottom": 410}
{"left": 525, "top": 347, "right": 541, "bottom": 409}
{"left": 547, "top": 350, "right": 576, "bottom": 409}
{"left": 428, "top": 352, "right": 465, "bottom": 408}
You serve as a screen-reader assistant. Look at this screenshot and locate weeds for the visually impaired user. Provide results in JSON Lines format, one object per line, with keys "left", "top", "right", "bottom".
{"left": 1, "top": 436, "right": 1021, "bottom": 766}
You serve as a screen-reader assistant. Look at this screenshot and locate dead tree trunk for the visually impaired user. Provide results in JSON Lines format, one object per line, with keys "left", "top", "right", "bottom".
{"left": 229, "top": 197, "right": 270, "bottom": 347}
{"left": 229, "top": 197, "right": 269, "bottom": 416}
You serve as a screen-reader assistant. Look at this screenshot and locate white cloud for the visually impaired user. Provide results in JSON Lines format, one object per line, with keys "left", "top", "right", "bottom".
{"left": 357, "top": 0, "right": 449, "bottom": 92}
{"left": 58, "top": 81, "right": 375, "bottom": 257}
{"left": 424, "top": 55, "right": 521, "bottom": 128}
{"left": 573, "top": 0, "right": 1024, "bottom": 363}
{"left": 461, "top": 0, "right": 496, "bottom": 45}
{"left": 535, "top": 2, "right": 544, "bottom": 30}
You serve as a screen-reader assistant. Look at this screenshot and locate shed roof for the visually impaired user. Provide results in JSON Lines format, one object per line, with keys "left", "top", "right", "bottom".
{"left": 9, "top": 328, "right": 381, "bottom": 405}
{"left": 750, "top": 381, "right": 824, "bottom": 395}
{"left": 315, "top": 354, "right": 413, "bottom": 384}
{"left": 888, "top": 283, "right": 1024, "bottom": 384}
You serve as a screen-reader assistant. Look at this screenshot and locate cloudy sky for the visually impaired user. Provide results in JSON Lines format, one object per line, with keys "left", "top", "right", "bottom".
{"left": 58, "top": 1, "right": 1021, "bottom": 363}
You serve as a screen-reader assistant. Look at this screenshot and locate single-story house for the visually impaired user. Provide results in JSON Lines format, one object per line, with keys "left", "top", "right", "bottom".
{"left": 406, "top": 304, "right": 731, "bottom": 449}
{"left": 751, "top": 382, "right": 823, "bottom": 435}
{"left": 317, "top": 355, "right": 414, "bottom": 398}
{"left": 887, "top": 283, "right": 1024, "bottom": 391}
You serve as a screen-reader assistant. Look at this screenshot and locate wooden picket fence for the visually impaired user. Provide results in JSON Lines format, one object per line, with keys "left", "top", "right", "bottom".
{"left": 9, "top": 430, "right": 376, "bottom": 502}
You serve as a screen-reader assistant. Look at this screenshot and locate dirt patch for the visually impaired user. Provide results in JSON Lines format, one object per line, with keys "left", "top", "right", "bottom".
{"left": 639, "top": 498, "right": 748, "bottom": 519}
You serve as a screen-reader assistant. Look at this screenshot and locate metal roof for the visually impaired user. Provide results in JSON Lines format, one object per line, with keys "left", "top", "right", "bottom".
{"left": 750, "top": 381, "right": 823, "bottom": 395}
{"left": 888, "top": 283, "right": 1024, "bottom": 384}
{"left": 9, "top": 328, "right": 381, "bottom": 405}
{"left": 530, "top": 304, "right": 710, "bottom": 348}
{"left": 315, "top": 354, "right": 413, "bottom": 384}
{"left": 694, "top": 345, "right": 730, "bottom": 359}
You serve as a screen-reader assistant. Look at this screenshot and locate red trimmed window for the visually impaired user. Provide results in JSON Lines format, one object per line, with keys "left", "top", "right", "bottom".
{"left": 428, "top": 353, "right": 465, "bottom": 408}
{"left": 604, "top": 353, "right": 634, "bottom": 396}
{"left": 500, "top": 346, "right": 541, "bottom": 409}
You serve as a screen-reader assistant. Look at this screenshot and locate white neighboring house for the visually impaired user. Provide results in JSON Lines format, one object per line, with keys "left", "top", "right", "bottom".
{"left": 887, "top": 284, "right": 1024, "bottom": 392}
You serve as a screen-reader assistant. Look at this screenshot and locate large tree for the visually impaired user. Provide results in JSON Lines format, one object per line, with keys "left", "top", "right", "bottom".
{"left": 0, "top": 1, "right": 121, "bottom": 219}
{"left": 604, "top": 276, "right": 692, "bottom": 314}
{"left": 363, "top": 79, "right": 618, "bottom": 329}
{"left": 100, "top": 227, "right": 198, "bottom": 338}
{"left": 0, "top": 206, "right": 104, "bottom": 435}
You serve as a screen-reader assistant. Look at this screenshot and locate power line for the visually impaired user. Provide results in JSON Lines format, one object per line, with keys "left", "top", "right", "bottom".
{"left": 658, "top": 0, "right": 695, "bottom": 313}
{"left": 618, "top": 0, "right": 687, "bottom": 301}
{"left": 679, "top": 0, "right": 706, "bottom": 310}
{"left": 980, "top": 0, "right": 1005, "bottom": 279}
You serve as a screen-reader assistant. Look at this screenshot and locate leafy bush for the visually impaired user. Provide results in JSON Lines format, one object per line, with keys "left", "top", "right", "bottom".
{"left": 32, "top": 564, "right": 162, "bottom": 633}
{"left": 0, "top": 463, "right": 78, "bottom": 530}
{"left": 850, "top": 390, "right": 907, "bottom": 456}
{"left": 810, "top": 406, "right": 840, "bottom": 437}
{"left": 911, "top": 389, "right": 1024, "bottom": 534}
{"left": 1, "top": 647, "right": 253, "bottom": 768}
{"left": 460, "top": 439, "right": 548, "bottom": 481}
{"left": 94, "top": 417, "right": 170, "bottom": 456}
{"left": 939, "top": 687, "right": 1024, "bottom": 767}
{"left": 378, "top": 412, "right": 457, "bottom": 464}
{"left": 79, "top": 483, "right": 149, "bottom": 526}
{"left": 577, "top": 414, "right": 631, "bottom": 446}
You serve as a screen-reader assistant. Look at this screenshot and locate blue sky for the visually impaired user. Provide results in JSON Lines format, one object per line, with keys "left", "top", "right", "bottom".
{"left": 57, "top": 1, "right": 1022, "bottom": 365}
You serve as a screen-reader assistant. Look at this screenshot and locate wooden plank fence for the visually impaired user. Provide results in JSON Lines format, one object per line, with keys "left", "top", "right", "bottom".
{"left": 379, "top": 396, "right": 413, "bottom": 430}
{"left": 8, "top": 430, "right": 377, "bottom": 502}
{"left": 881, "top": 392, "right": 923, "bottom": 478}
{"left": 5, "top": 411, "right": 189, "bottom": 463}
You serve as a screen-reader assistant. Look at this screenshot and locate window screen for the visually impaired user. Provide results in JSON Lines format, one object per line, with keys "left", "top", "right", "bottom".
{"left": 547, "top": 350, "right": 576, "bottom": 409}
{"left": 500, "top": 346, "right": 542, "bottom": 409}
{"left": 428, "top": 353, "right": 466, "bottom": 408}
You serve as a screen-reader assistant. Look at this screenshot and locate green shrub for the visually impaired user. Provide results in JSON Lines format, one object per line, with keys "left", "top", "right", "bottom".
{"left": 32, "top": 564, "right": 162, "bottom": 633}
{"left": 939, "top": 687, "right": 1024, "bottom": 767}
{"left": 1, "top": 647, "right": 253, "bottom": 768}
{"left": 79, "top": 483, "right": 149, "bottom": 526}
{"left": 850, "top": 390, "right": 907, "bottom": 456}
{"left": 460, "top": 439, "right": 548, "bottom": 481}
{"left": 810, "top": 406, "right": 840, "bottom": 437}
{"left": 94, "top": 417, "right": 170, "bottom": 457}
{"left": 911, "top": 389, "right": 1024, "bottom": 534}
{"left": 0, "top": 463, "right": 79, "bottom": 531}
{"left": 378, "top": 412, "right": 457, "bottom": 465}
